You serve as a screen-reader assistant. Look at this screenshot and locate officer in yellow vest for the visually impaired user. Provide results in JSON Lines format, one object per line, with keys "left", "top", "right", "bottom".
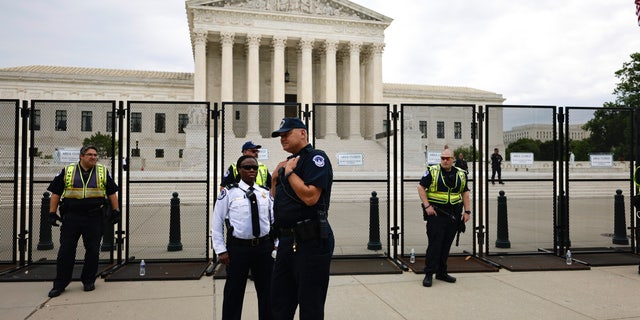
{"left": 219, "top": 141, "right": 271, "bottom": 191}
{"left": 417, "top": 148, "right": 471, "bottom": 287}
{"left": 46, "top": 145, "right": 120, "bottom": 298}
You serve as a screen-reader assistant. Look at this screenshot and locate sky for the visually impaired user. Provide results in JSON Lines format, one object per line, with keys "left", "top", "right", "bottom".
{"left": 1, "top": 0, "right": 639, "bottom": 127}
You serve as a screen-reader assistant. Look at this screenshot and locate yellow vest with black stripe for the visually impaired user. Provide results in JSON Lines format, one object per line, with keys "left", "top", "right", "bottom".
{"left": 426, "top": 165, "right": 467, "bottom": 205}
{"left": 231, "top": 163, "right": 269, "bottom": 188}
{"left": 634, "top": 166, "right": 640, "bottom": 188}
{"left": 61, "top": 163, "right": 107, "bottom": 199}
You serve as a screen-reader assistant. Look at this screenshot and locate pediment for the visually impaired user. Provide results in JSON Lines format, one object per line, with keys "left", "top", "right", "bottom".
{"left": 187, "top": 0, "right": 392, "bottom": 23}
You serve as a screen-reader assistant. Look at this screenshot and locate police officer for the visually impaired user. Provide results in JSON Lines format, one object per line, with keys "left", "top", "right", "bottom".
{"left": 219, "top": 141, "right": 271, "bottom": 191}
{"left": 47, "top": 145, "right": 120, "bottom": 297}
{"left": 454, "top": 152, "right": 468, "bottom": 172}
{"left": 417, "top": 148, "right": 470, "bottom": 287}
{"left": 212, "top": 155, "right": 275, "bottom": 320}
{"left": 270, "top": 117, "right": 334, "bottom": 320}
{"left": 491, "top": 147, "right": 504, "bottom": 185}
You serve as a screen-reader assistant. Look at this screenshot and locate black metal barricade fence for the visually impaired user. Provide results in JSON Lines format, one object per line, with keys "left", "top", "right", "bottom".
{"left": 0, "top": 100, "right": 19, "bottom": 268}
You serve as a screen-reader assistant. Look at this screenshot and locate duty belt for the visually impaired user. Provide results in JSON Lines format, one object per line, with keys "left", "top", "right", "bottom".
{"left": 279, "top": 219, "right": 319, "bottom": 241}
{"left": 229, "top": 235, "right": 271, "bottom": 247}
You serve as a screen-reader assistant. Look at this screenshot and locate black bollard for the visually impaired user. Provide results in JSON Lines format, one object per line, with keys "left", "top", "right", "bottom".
{"left": 101, "top": 203, "right": 115, "bottom": 252}
{"left": 37, "top": 192, "right": 54, "bottom": 250}
{"left": 367, "top": 191, "right": 382, "bottom": 250}
{"left": 495, "top": 190, "right": 511, "bottom": 248}
{"left": 612, "top": 189, "right": 629, "bottom": 245}
{"left": 167, "top": 192, "right": 183, "bottom": 251}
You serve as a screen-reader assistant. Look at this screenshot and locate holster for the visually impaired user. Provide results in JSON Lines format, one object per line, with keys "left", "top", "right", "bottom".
{"left": 294, "top": 219, "right": 320, "bottom": 241}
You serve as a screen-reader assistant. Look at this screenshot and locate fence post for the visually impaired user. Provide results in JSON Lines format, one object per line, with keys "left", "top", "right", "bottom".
{"left": 37, "top": 192, "right": 54, "bottom": 250}
{"left": 613, "top": 189, "right": 629, "bottom": 245}
{"left": 367, "top": 191, "right": 382, "bottom": 250}
{"left": 167, "top": 192, "right": 183, "bottom": 251}
{"left": 101, "top": 203, "right": 115, "bottom": 252}
{"left": 495, "top": 190, "right": 511, "bottom": 248}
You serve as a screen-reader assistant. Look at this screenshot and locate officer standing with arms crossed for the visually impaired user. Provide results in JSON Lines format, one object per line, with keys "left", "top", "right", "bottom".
{"left": 47, "top": 145, "right": 120, "bottom": 297}
{"left": 212, "top": 155, "right": 275, "bottom": 320}
{"left": 219, "top": 141, "right": 271, "bottom": 191}
{"left": 270, "top": 117, "right": 334, "bottom": 320}
{"left": 417, "top": 148, "right": 470, "bottom": 287}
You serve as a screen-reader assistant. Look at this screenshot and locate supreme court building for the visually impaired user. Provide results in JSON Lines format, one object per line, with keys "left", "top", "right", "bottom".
{"left": 0, "top": 0, "right": 505, "bottom": 174}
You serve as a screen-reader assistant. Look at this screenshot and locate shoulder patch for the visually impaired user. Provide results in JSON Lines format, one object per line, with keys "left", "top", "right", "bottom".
{"left": 223, "top": 169, "right": 231, "bottom": 178}
{"left": 312, "top": 155, "right": 325, "bottom": 168}
{"left": 217, "top": 189, "right": 228, "bottom": 201}
{"left": 423, "top": 170, "right": 430, "bottom": 177}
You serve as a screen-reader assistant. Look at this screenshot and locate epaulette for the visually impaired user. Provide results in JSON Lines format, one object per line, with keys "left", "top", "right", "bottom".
{"left": 225, "top": 182, "right": 238, "bottom": 189}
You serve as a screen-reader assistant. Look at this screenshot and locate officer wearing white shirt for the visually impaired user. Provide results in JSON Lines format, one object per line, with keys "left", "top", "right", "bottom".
{"left": 212, "top": 155, "right": 275, "bottom": 320}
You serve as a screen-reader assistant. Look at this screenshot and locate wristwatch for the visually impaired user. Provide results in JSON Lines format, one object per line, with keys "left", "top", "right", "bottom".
{"left": 464, "top": 210, "right": 471, "bottom": 214}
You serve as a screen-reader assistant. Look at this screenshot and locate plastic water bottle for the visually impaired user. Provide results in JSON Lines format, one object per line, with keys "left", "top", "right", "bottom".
{"left": 139, "top": 259, "right": 146, "bottom": 276}
{"left": 409, "top": 248, "right": 416, "bottom": 264}
{"left": 565, "top": 250, "right": 572, "bottom": 265}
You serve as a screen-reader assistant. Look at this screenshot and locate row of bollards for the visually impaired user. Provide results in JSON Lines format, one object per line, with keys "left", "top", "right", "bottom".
{"left": 37, "top": 192, "right": 184, "bottom": 252}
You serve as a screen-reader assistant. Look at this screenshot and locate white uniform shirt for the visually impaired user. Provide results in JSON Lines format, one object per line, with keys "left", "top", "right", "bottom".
{"left": 211, "top": 180, "right": 274, "bottom": 254}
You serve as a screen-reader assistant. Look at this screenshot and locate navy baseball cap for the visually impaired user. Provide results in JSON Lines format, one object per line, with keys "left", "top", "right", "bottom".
{"left": 271, "top": 117, "right": 307, "bottom": 137}
{"left": 242, "top": 141, "right": 262, "bottom": 152}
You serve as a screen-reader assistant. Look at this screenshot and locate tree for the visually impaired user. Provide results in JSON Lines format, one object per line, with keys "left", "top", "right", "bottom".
{"left": 83, "top": 132, "right": 116, "bottom": 158}
{"left": 582, "top": 52, "right": 640, "bottom": 160}
{"left": 506, "top": 138, "right": 540, "bottom": 160}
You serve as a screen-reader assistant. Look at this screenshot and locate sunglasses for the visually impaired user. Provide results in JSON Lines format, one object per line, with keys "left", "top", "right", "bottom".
{"left": 441, "top": 157, "right": 452, "bottom": 160}
{"left": 240, "top": 165, "right": 259, "bottom": 171}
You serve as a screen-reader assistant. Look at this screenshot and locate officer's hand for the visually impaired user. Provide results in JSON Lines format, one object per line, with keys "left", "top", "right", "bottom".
{"left": 218, "top": 252, "right": 230, "bottom": 265}
{"left": 49, "top": 212, "right": 61, "bottom": 227}
{"left": 110, "top": 210, "right": 121, "bottom": 224}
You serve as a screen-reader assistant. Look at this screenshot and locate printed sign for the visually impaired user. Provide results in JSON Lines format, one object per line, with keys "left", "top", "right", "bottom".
{"left": 510, "top": 152, "right": 534, "bottom": 165}
{"left": 337, "top": 153, "right": 364, "bottom": 166}
{"left": 54, "top": 148, "right": 80, "bottom": 164}
{"left": 590, "top": 154, "right": 613, "bottom": 167}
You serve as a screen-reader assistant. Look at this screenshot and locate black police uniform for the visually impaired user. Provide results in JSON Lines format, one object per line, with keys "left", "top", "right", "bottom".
{"left": 491, "top": 152, "right": 503, "bottom": 184}
{"left": 419, "top": 165, "right": 468, "bottom": 276}
{"left": 47, "top": 163, "right": 118, "bottom": 291}
{"left": 271, "top": 144, "right": 334, "bottom": 320}
{"left": 211, "top": 180, "right": 274, "bottom": 320}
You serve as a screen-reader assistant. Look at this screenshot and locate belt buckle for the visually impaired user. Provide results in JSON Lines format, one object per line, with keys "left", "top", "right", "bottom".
{"left": 251, "top": 238, "right": 259, "bottom": 246}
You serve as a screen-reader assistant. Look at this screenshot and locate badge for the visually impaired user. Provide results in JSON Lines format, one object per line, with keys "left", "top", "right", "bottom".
{"left": 313, "top": 155, "right": 325, "bottom": 168}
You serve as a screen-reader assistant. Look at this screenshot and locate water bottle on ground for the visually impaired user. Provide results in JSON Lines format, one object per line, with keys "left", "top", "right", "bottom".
{"left": 139, "top": 259, "right": 146, "bottom": 276}
{"left": 409, "top": 248, "right": 416, "bottom": 264}
{"left": 565, "top": 250, "right": 572, "bottom": 265}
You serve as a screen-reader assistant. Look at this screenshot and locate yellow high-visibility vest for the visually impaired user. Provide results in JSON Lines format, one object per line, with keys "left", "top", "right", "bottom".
{"left": 426, "top": 165, "right": 467, "bottom": 205}
{"left": 61, "top": 163, "right": 107, "bottom": 199}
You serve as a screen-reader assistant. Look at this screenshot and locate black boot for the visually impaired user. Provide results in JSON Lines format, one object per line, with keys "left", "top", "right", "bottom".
{"left": 422, "top": 273, "right": 433, "bottom": 287}
{"left": 435, "top": 273, "right": 456, "bottom": 283}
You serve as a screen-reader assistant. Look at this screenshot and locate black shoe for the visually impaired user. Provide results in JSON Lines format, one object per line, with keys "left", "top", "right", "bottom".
{"left": 492, "top": 182, "right": 495, "bottom": 185}
{"left": 83, "top": 283, "right": 95, "bottom": 292}
{"left": 422, "top": 274, "right": 433, "bottom": 287}
{"left": 48, "top": 288, "right": 64, "bottom": 297}
{"left": 499, "top": 182, "right": 505, "bottom": 185}
{"left": 435, "top": 273, "right": 456, "bottom": 283}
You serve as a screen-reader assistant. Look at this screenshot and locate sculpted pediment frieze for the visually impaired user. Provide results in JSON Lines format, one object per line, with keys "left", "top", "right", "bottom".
{"left": 194, "top": 0, "right": 390, "bottom": 22}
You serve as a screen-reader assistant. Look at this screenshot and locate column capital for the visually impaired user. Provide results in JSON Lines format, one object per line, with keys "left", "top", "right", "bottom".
{"left": 372, "top": 42, "right": 385, "bottom": 54}
{"left": 299, "top": 37, "right": 315, "bottom": 51}
{"left": 192, "top": 30, "right": 208, "bottom": 45}
{"left": 246, "top": 33, "right": 262, "bottom": 47}
{"left": 349, "top": 41, "right": 362, "bottom": 53}
{"left": 324, "top": 39, "right": 339, "bottom": 53}
{"left": 272, "top": 35, "right": 287, "bottom": 49}
{"left": 220, "top": 32, "right": 235, "bottom": 45}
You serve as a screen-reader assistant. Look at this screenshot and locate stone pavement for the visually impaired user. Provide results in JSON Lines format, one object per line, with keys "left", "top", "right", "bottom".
{"left": 3, "top": 264, "right": 640, "bottom": 320}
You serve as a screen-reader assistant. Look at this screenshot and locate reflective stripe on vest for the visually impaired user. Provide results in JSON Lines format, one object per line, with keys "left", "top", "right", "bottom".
{"left": 61, "top": 163, "right": 107, "bottom": 199}
{"left": 634, "top": 166, "right": 640, "bottom": 188}
{"left": 231, "top": 163, "right": 268, "bottom": 187}
{"left": 426, "top": 165, "right": 466, "bottom": 205}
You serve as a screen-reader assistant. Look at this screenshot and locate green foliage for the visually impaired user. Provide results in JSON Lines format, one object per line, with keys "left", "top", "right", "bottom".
{"left": 83, "top": 132, "right": 116, "bottom": 158}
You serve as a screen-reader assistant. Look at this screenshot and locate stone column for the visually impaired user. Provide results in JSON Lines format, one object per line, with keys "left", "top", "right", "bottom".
{"left": 246, "top": 33, "right": 261, "bottom": 135}
{"left": 348, "top": 41, "right": 362, "bottom": 139}
{"left": 271, "top": 36, "right": 287, "bottom": 131}
{"left": 220, "top": 32, "right": 235, "bottom": 135}
{"left": 193, "top": 30, "right": 208, "bottom": 101}
{"left": 323, "top": 40, "right": 338, "bottom": 138}
{"left": 299, "top": 38, "right": 314, "bottom": 110}
{"left": 371, "top": 43, "right": 385, "bottom": 103}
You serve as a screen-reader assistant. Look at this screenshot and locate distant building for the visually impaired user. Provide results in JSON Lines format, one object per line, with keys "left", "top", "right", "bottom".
{"left": 503, "top": 123, "right": 589, "bottom": 145}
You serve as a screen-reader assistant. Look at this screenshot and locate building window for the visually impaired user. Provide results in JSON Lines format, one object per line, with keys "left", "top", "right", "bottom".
{"left": 179, "top": 149, "right": 184, "bottom": 158}
{"left": 155, "top": 149, "right": 164, "bottom": 158}
{"left": 131, "top": 112, "right": 142, "bottom": 132}
{"left": 55, "top": 110, "right": 67, "bottom": 131}
{"left": 178, "top": 113, "right": 188, "bottom": 133}
{"left": 382, "top": 120, "right": 389, "bottom": 133}
{"left": 419, "top": 120, "right": 427, "bottom": 138}
{"left": 437, "top": 121, "right": 445, "bottom": 139}
{"left": 31, "top": 109, "right": 41, "bottom": 131}
{"left": 454, "top": 122, "right": 462, "bottom": 139}
{"left": 81, "top": 111, "right": 93, "bottom": 132}
{"left": 155, "top": 113, "right": 166, "bottom": 133}
{"left": 106, "top": 111, "right": 114, "bottom": 132}
{"left": 131, "top": 148, "right": 140, "bottom": 157}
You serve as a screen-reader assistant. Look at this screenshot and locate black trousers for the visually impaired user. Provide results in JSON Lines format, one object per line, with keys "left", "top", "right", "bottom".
{"left": 424, "top": 210, "right": 458, "bottom": 275}
{"left": 271, "top": 225, "right": 334, "bottom": 320}
{"left": 491, "top": 167, "right": 502, "bottom": 183}
{"left": 223, "top": 239, "right": 274, "bottom": 320}
{"left": 53, "top": 211, "right": 103, "bottom": 290}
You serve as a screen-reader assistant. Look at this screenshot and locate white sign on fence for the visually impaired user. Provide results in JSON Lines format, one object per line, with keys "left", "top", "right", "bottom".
{"left": 54, "top": 148, "right": 80, "bottom": 164}
{"left": 590, "top": 154, "right": 613, "bottom": 167}
{"left": 510, "top": 152, "right": 534, "bottom": 165}
{"left": 337, "top": 153, "right": 364, "bottom": 166}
